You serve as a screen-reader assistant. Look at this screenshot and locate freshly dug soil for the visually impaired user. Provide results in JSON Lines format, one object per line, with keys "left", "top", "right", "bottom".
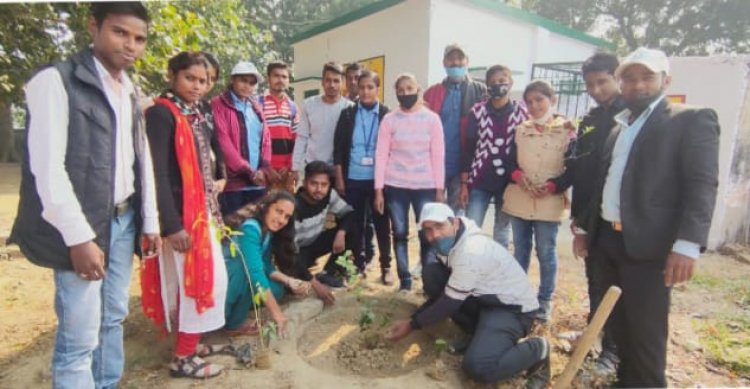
{"left": 297, "top": 294, "right": 457, "bottom": 377}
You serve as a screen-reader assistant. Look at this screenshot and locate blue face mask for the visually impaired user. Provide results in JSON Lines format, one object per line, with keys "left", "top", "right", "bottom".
{"left": 433, "top": 235, "right": 457, "bottom": 256}
{"left": 445, "top": 66, "right": 467, "bottom": 79}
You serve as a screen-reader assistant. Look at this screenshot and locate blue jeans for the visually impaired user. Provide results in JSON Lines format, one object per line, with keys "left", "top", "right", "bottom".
{"left": 445, "top": 175, "right": 463, "bottom": 213}
{"left": 52, "top": 208, "right": 136, "bottom": 389}
{"left": 510, "top": 217, "right": 559, "bottom": 302}
{"left": 384, "top": 186, "right": 435, "bottom": 290}
{"left": 465, "top": 189, "right": 511, "bottom": 248}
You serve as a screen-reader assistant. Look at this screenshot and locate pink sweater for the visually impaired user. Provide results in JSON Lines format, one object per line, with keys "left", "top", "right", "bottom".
{"left": 374, "top": 106, "right": 445, "bottom": 190}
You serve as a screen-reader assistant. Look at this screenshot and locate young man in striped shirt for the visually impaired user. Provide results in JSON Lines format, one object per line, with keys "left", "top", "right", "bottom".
{"left": 260, "top": 61, "right": 299, "bottom": 170}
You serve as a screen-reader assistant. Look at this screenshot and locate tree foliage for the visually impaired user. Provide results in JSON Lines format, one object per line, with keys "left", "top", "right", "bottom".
{"left": 518, "top": 0, "right": 750, "bottom": 56}
{"left": 244, "top": 0, "right": 375, "bottom": 64}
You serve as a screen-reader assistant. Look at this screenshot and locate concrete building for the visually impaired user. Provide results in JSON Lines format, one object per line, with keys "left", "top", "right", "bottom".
{"left": 289, "top": 0, "right": 613, "bottom": 113}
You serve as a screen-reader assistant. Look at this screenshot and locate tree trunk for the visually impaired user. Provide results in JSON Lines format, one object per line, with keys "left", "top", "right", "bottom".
{"left": 0, "top": 102, "right": 18, "bottom": 163}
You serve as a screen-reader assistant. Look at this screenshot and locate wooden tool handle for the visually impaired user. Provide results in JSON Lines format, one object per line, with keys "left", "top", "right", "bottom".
{"left": 552, "top": 285, "right": 622, "bottom": 389}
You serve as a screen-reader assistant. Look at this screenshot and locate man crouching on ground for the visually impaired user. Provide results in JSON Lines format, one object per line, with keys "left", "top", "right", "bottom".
{"left": 385, "top": 202, "right": 550, "bottom": 388}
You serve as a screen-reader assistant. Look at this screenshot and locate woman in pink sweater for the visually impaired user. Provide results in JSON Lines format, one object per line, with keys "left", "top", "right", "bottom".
{"left": 374, "top": 73, "right": 445, "bottom": 291}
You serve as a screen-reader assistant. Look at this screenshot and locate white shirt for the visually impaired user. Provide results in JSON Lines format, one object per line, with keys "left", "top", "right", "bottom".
{"left": 292, "top": 95, "right": 352, "bottom": 171}
{"left": 25, "top": 60, "right": 159, "bottom": 247}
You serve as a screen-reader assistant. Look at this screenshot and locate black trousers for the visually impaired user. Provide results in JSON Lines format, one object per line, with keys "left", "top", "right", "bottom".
{"left": 590, "top": 222, "right": 671, "bottom": 388}
{"left": 584, "top": 253, "right": 618, "bottom": 357}
{"left": 296, "top": 227, "right": 351, "bottom": 280}
{"left": 345, "top": 179, "right": 392, "bottom": 271}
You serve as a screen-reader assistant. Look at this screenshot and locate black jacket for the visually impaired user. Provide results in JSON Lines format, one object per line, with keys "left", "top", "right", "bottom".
{"left": 570, "top": 96, "right": 625, "bottom": 220}
{"left": 332, "top": 103, "right": 389, "bottom": 180}
{"left": 582, "top": 100, "right": 720, "bottom": 259}
{"left": 10, "top": 49, "right": 145, "bottom": 269}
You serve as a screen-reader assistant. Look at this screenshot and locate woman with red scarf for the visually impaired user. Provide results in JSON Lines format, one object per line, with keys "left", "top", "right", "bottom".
{"left": 145, "top": 52, "right": 228, "bottom": 379}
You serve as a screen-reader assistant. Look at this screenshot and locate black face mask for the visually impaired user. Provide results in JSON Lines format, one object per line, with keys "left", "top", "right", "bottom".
{"left": 397, "top": 93, "right": 418, "bottom": 109}
{"left": 489, "top": 83, "right": 511, "bottom": 99}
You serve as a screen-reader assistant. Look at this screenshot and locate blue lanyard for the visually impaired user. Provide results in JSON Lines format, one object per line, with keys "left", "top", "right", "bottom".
{"left": 358, "top": 106, "right": 379, "bottom": 156}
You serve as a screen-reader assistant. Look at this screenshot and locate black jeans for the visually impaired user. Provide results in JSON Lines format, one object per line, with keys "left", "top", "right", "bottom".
{"left": 422, "top": 260, "right": 545, "bottom": 383}
{"left": 296, "top": 227, "right": 351, "bottom": 280}
{"left": 591, "top": 222, "right": 670, "bottom": 388}
{"left": 584, "top": 253, "right": 618, "bottom": 358}
{"left": 345, "top": 179, "right": 392, "bottom": 271}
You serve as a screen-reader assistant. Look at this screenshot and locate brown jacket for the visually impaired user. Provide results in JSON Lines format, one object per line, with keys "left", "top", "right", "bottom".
{"left": 503, "top": 116, "right": 575, "bottom": 221}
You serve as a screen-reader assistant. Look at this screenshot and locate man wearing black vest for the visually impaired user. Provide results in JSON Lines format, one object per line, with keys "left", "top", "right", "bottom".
{"left": 9, "top": 3, "right": 159, "bottom": 388}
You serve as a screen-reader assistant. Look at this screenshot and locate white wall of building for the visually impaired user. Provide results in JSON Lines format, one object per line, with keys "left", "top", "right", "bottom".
{"left": 427, "top": 0, "right": 599, "bottom": 90}
{"left": 291, "top": 0, "right": 431, "bottom": 108}
{"left": 668, "top": 56, "right": 750, "bottom": 248}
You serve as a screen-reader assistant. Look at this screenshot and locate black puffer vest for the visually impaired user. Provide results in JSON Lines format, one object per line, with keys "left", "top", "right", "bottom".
{"left": 9, "top": 50, "right": 144, "bottom": 270}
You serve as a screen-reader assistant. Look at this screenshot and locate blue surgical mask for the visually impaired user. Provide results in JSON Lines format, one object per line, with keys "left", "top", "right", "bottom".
{"left": 433, "top": 235, "right": 457, "bottom": 256}
{"left": 445, "top": 66, "right": 467, "bottom": 80}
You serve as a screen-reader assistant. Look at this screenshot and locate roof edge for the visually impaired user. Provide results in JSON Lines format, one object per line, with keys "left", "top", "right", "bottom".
{"left": 289, "top": 0, "right": 406, "bottom": 45}
{"left": 465, "top": 0, "right": 616, "bottom": 51}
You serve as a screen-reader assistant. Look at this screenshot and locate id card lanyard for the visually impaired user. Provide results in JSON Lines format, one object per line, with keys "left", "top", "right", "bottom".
{"left": 359, "top": 105, "right": 379, "bottom": 163}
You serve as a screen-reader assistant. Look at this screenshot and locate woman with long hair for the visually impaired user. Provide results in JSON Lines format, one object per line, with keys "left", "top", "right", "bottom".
{"left": 374, "top": 73, "right": 445, "bottom": 291}
{"left": 222, "top": 190, "right": 306, "bottom": 337}
{"left": 503, "top": 80, "right": 576, "bottom": 323}
{"left": 144, "top": 51, "right": 228, "bottom": 379}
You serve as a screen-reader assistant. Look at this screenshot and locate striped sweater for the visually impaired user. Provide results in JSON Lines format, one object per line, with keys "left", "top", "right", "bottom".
{"left": 294, "top": 188, "right": 353, "bottom": 248}
{"left": 374, "top": 106, "right": 445, "bottom": 190}
{"left": 259, "top": 94, "right": 299, "bottom": 170}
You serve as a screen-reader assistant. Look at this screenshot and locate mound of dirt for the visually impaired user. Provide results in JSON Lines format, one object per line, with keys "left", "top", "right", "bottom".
{"left": 297, "top": 294, "right": 458, "bottom": 377}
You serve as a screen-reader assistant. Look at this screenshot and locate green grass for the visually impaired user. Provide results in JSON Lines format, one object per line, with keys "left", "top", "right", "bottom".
{"left": 694, "top": 316, "right": 750, "bottom": 376}
{"left": 689, "top": 273, "right": 723, "bottom": 289}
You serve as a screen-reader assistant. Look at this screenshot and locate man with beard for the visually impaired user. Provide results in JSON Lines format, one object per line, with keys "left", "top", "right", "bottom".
{"left": 292, "top": 62, "right": 353, "bottom": 175}
{"left": 293, "top": 161, "right": 353, "bottom": 298}
{"left": 581, "top": 47, "right": 720, "bottom": 387}
{"left": 570, "top": 52, "right": 625, "bottom": 375}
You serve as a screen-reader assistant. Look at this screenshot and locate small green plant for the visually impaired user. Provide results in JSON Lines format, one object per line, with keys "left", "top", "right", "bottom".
{"left": 335, "top": 250, "right": 379, "bottom": 332}
{"left": 261, "top": 321, "right": 279, "bottom": 347}
{"left": 434, "top": 338, "right": 450, "bottom": 356}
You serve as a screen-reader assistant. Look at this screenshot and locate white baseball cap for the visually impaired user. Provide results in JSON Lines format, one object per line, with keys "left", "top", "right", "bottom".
{"left": 419, "top": 202, "right": 456, "bottom": 230}
{"left": 615, "top": 47, "right": 670, "bottom": 78}
{"left": 231, "top": 61, "right": 264, "bottom": 83}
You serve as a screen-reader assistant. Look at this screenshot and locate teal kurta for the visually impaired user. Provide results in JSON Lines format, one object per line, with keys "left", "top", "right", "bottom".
{"left": 224, "top": 218, "right": 285, "bottom": 329}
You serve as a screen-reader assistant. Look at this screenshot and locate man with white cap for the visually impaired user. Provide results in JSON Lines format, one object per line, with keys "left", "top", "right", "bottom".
{"left": 385, "top": 202, "right": 549, "bottom": 389}
{"left": 580, "top": 47, "right": 720, "bottom": 387}
{"left": 212, "top": 61, "right": 272, "bottom": 215}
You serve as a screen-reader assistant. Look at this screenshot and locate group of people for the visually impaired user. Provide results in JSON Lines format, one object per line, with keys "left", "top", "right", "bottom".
{"left": 9, "top": 2, "right": 720, "bottom": 389}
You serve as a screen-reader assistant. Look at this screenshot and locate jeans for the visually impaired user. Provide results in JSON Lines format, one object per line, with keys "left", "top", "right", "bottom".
{"left": 384, "top": 186, "right": 435, "bottom": 290}
{"left": 445, "top": 175, "right": 463, "bottom": 213}
{"left": 345, "top": 179, "right": 392, "bottom": 271}
{"left": 510, "top": 217, "right": 559, "bottom": 302}
{"left": 297, "top": 227, "right": 352, "bottom": 280}
{"left": 465, "top": 189, "right": 511, "bottom": 248}
{"left": 52, "top": 208, "right": 136, "bottom": 389}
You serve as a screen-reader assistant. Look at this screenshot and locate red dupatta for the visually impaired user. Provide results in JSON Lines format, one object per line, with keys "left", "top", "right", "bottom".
{"left": 141, "top": 97, "right": 215, "bottom": 328}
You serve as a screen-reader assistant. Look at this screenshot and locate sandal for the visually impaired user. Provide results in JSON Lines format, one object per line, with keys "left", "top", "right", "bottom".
{"left": 196, "top": 343, "right": 236, "bottom": 358}
{"left": 224, "top": 319, "right": 260, "bottom": 337}
{"left": 169, "top": 353, "right": 223, "bottom": 379}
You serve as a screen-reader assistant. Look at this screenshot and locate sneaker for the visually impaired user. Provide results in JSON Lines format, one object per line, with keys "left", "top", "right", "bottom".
{"left": 525, "top": 337, "right": 551, "bottom": 389}
{"left": 381, "top": 268, "right": 394, "bottom": 285}
{"left": 316, "top": 272, "right": 344, "bottom": 288}
{"left": 594, "top": 350, "right": 619, "bottom": 377}
{"left": 535, "top": 299, "right": 553, "bottom": 323}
